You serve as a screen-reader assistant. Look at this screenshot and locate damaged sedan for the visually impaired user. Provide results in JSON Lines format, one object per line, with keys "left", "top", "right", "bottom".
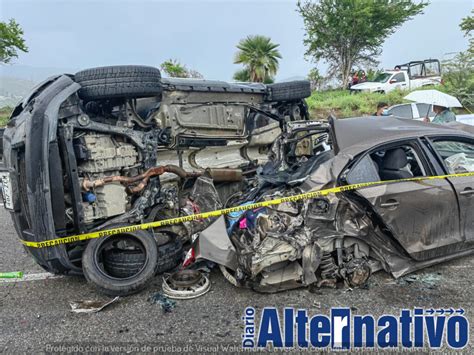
{"left": 1, "top": 65, "right": 473, "bottom": 296}
{"left": 204, "top": 118, "right": 474, "bottom": 292}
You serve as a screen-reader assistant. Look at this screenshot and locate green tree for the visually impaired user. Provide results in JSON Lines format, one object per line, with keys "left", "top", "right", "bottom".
{"left": 366, "top": 67, "right": 383, "bottom": 81}
{"left": 460, "top": 9, "right": 473, "bottom": 54}
{"left": 0, "top": 19, "right": 28, "bottom": 63}
{"left": 297, "top": 0, "right": 427, "bottom": 88}
{"left": 160, "top": 59, "right": 203, "bottom": 78}
{"left": 233, "top": 35, "right": 282, "bottom": 82}
{"left": 232, "top": 68, "right": 274, "bottom": 83}
{"left": 442, "top": 51, "right": 474, "bottom": 108}
{"left": 442, "top": 9, "right": 474, "bottom": 109}
{"left": 307, "top": 68, "right": 324, "bottom": 90}
{"left": 233, "top": 68, "right": 251, "bottom": 82}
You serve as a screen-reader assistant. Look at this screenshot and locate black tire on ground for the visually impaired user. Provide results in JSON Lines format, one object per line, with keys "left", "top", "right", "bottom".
{"left": 74, "top": 65, "right": 162, "bottom": 101}
{"left": 155, "top": 238, "right": 184, "bottom": 274}
{"left": 82, "top": 229, "right": 158, "bottom": 296}
{"left": 266, "top": 80, "right": 312, "bottom": 102}
{"left": 102, "top": 237, "right": 183, "bottom": 279}
{"left": 103, "top": 249, "right": 147, "bottom": 279}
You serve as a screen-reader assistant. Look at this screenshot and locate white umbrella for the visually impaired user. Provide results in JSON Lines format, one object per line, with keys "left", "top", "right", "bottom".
{"left": 404, "top": 89, "right": 462, "bottom": 108}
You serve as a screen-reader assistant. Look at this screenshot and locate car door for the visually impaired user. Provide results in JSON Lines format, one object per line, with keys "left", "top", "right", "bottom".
{"left": 430, "top": 137, "right": 474, "bottom": 242}
{"left": 345, "top": 140, "right": 462, "bottom": 261}
{"left": 391, "top": 72, "right": 407, "bottom": 90}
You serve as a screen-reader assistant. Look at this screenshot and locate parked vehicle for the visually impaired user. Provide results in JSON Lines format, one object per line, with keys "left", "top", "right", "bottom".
{"left": 2, "top": 65, "right": 473, "bottom": 296}
{"left": 387, "top": 102, "right": 474, "bottom": 125}
{"left": 350, "top": 59, "right": 442, "bottom": 94}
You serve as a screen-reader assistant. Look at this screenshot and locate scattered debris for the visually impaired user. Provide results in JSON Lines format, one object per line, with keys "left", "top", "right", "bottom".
{"left": 69, "top": 296, "right": 119, "bottom": 313}
{"left": 397, "top": 272, "right": 443, "bottom": 287}
{"left": 162, "top": 269, "right": 211, "bottom": 300}
{"left": 0, "top": 271, "right": 23, "bottom": 279}
{"left": 148, "top": 292, "right": 176, "bottom": 313}
{"left": 0, "top": 272, "right": 64, "bottom": 284}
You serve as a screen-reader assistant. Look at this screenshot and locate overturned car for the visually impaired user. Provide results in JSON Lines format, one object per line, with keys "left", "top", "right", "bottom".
{"left": 2, "top": 65, "right": 474, "bottom": 295}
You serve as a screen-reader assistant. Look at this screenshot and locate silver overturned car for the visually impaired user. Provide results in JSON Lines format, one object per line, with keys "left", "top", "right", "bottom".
{"left": 1, "top": 65, "right": 312, "bottom": 294}
{"left": 1, "top": 65, "right": 473, "bottom": 295}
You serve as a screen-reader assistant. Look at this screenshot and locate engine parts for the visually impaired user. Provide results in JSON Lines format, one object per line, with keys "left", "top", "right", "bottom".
{"left": 83, "top": 184, "right": 128, "bottom": 222}
{"left": 75, "top": 133, "right": 138, "bottom": 173}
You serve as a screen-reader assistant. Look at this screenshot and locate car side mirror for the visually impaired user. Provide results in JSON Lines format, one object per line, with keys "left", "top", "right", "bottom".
{"left": 389, "top": 79, "right": 397, "bottom": 84}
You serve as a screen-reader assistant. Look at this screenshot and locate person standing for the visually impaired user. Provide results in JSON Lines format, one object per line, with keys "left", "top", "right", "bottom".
{"left": 374, "top": 102, "right": 389, "bottom": 116}
{"left": 424, "top": 105, "right": 456, "bottom": 124}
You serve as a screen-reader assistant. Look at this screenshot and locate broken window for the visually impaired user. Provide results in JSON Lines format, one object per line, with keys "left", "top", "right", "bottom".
{"left": 347, "top": 143, "right": 426, "bottom": 184}
{"left": 432, "top": 139, "right": 474, "bottom": 173}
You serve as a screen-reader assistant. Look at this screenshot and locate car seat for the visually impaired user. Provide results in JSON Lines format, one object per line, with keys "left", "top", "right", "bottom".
{"left": 380, "top": 148, "right": 414, "bottom": 180}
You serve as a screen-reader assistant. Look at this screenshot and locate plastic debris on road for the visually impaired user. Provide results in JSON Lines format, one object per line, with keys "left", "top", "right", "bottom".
{"left": 70, "top": 296, "right": 119, "bottom": 313}
{"left": 148, "top": 292, "right": 176, "bottom": 313}
{"left": 0, "top": 271, "right": 23, "bottom": 279}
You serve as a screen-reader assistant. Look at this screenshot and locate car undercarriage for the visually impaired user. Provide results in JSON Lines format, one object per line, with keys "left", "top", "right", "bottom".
{"left": 2, "top": 65, "right": 473, "bottom": 296}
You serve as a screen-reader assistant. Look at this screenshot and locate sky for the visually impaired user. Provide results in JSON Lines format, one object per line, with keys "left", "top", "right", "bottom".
{"left": 0, "top": 0, "right": 472, "bottom": 81}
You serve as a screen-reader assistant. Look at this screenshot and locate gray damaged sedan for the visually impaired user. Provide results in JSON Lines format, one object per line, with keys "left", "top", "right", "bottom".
{"left": 1, "top": 65, "right": 473, "bottom": 295}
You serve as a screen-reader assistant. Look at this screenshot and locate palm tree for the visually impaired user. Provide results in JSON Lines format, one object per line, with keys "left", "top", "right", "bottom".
{"left": 234, "top": 35, "right": 282, "bottom": 82}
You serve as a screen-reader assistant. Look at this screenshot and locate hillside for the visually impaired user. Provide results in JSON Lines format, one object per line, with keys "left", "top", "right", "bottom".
{"left": 0, "top": 76, "right": 36, "bottom": 108}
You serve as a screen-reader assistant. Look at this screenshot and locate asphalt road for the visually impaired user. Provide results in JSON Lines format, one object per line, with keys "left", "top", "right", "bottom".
{"left": 1, "top": 206, "right": 473, "bottom": 353}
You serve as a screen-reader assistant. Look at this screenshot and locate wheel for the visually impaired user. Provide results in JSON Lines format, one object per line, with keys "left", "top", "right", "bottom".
{"left": 266, "top": 80, "right": 311, "bottom": 102}
{"left": 100, "top": 235, "right": 183, "bottom": 279}
{"left": 82, "top": 229, "right": 158, "bottom": 296}
{"left": 155, "top": 237, "right": 184, "bottom": 274}
{"left": 103, "top": 249, "right": 146, "bottom": 279}
{"left": 75, "top": 65, "right": 162, "bottom": 101}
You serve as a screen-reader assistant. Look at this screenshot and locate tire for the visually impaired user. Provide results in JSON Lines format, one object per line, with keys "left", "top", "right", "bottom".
{"left": 266, "top": 80, "right": 311, "bottom": 102}
{"left": 75, "top": 65, "right": 162, "bottom": 101}
{"left": 156, "top": 238, "right": 183, "bottom": 274}
{"left": 101, "top": 237, "right": 183, "bottom": 279}
{"left": 82, "top": 229, "right": 158, "bottom": 296}
{"left": 103, "top": 249, "right": 146, "bottom": 279}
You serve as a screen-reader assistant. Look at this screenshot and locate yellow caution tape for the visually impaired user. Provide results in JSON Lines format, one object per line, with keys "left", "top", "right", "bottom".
{"left": 19, "top": 172, "right": 474, "bottom": 248}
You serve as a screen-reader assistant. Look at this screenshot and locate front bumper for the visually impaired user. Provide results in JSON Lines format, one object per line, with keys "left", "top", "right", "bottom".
{"left": 3, "top": 75, "right": 82, "bottom": 274}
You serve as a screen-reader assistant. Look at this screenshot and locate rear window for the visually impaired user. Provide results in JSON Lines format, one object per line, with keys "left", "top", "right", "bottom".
{"left": 425, "top": 61, "right": 441, "bottom": 76}
{"left": 346, "top": 155, "right": 380, "bottom": 184}
{"left": 388, "top": 105, "right": 413, "bottom": 119}
{"left": 416, "top": 103, "right": 435, "bottom": 118}
{"left": 392, "top": 73, "right": 405, "bottom": 82}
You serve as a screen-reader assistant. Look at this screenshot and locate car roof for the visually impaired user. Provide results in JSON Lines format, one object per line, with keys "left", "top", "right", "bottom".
{"left": 331, "top": 116, "right": 472, "bottom": 154}
{"left": 388, "top": 103, "right": 412, "bottom": 109}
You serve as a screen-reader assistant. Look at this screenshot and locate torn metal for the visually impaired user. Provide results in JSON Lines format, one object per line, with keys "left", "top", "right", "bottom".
{"left": 2, "top": 65, "right": 473, "bottom": 296}
{"left": 190, "top": 117, "right": 474, "bottom": 293}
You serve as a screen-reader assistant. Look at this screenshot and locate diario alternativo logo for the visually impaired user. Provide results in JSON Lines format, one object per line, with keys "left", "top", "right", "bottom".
{"left": 242, "top": 307, "right": 468, "bottom": 350}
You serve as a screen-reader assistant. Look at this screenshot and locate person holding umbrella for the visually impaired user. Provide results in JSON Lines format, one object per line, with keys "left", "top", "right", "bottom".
{"left": 404, "top": 89, "right": 462, "bottom": 125}
{"left": 429, "top": 105, "right": 457, "bottom": 124}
